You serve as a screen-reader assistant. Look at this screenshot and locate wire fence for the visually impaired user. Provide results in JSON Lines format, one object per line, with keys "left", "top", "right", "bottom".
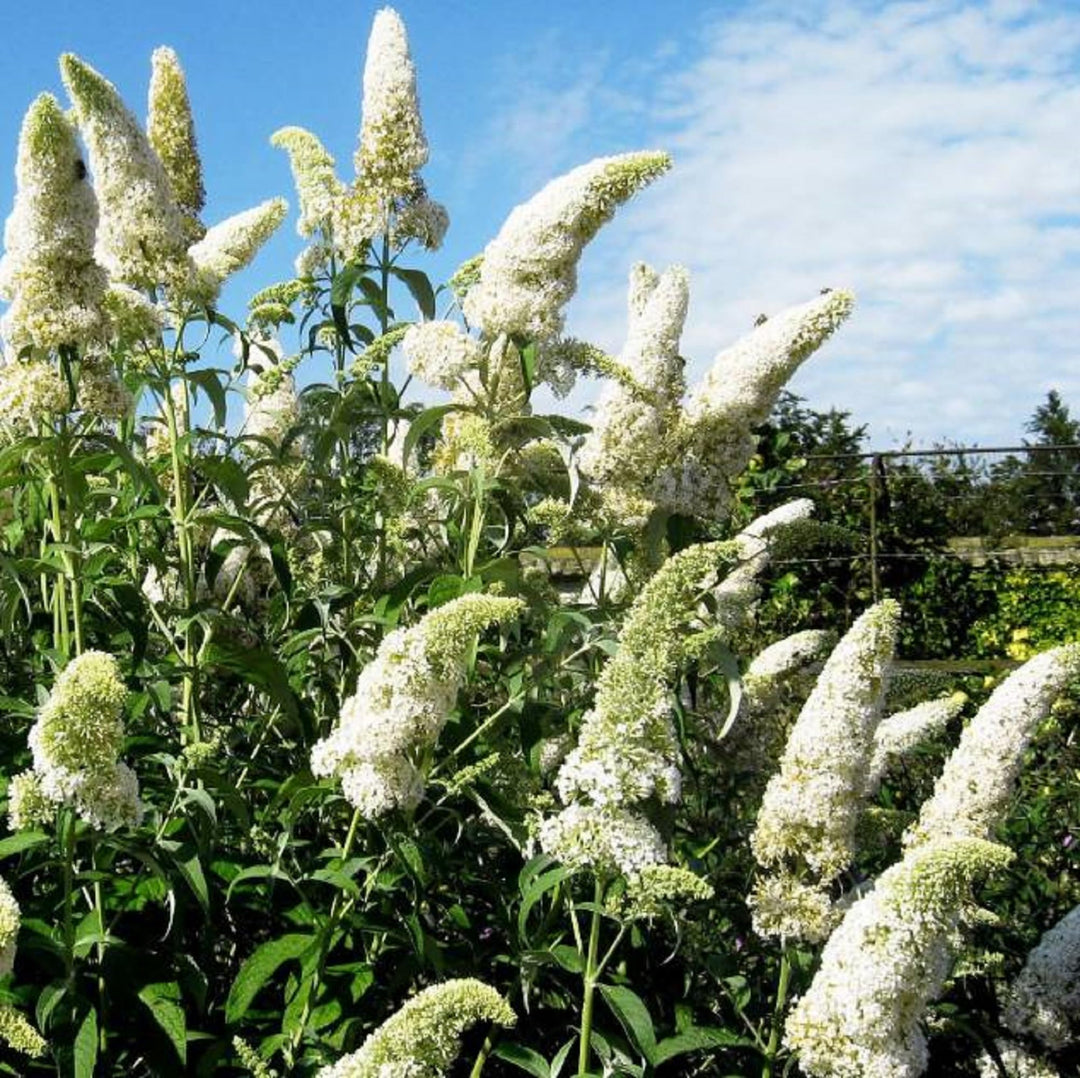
{"left": 753, "top": 442, "right": 1080, "bottom": 603}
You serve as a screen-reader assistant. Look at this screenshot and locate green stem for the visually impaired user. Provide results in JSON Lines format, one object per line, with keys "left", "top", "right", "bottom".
{"left": 577, "top": 878, "right": 604, "bottom": 1076}
{"left": 762, "top": 947, "right": 793, "bottom": 1078}
{"left": 61, "top": 812, "right": 77, "bottom": 984}
{"left": 164, "top": 380, "right": 201, "bottom": 744}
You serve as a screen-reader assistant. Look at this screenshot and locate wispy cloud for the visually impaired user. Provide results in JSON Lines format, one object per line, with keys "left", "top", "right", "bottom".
{"left": 481, "top": 0, "right": 1080, "bottom": 446}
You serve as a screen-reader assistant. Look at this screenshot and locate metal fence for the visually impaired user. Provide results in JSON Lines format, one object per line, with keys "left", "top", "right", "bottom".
{"left": 755, "top": 443, "right": 1080, "bottom": 603}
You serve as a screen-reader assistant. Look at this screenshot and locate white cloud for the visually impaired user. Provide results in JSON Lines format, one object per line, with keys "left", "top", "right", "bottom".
{"left": 484, "top": 0, "right": 1080, "bottom": 447}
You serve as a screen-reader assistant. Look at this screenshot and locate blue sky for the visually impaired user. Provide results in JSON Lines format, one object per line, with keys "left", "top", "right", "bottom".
{"left": 3, "top": 0, "right": 1080, "bottom": 447}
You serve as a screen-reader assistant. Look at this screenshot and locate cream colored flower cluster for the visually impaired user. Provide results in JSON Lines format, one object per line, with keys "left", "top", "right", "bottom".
{"left": 750, "top": 600, "right": 900, "bottom": 941}
{"left": 542, "top": 541, "right": 740, "bottom": 876}
{"left": 786, "top": 837, "right": 1014, "bottom": 1078}
{"left": 244, "top": 361, "right": 300, "bottom": 452}
{"left": 1002, "top": 903, "right": 1080, "bottom": 1049}
{"left": 402, "top": 320, "right": 483, "bottom": 390}
{"left": 10, "top": 651, "right": 141, "bottom": 832}
{"left": 274, "top": 7, "right": 445, "bottom": 268}
{"left": 61, "top": 53, "right": 192, "bottom": 293}
{"left": 578, "top": 263, "right": 688, "bottom": 493}
{"left": 147, "top": 46, "right": 205, "bottom": 244}
{"left": 905, "top": 644, "right": 1080, "bottom": 850}
{"left": 0, "top": 93, "right": 108, "bottom": 351}
{"left": 976, "top": 1042, "right": 1059, "bottom": 1078}
{"left": 656, "top": 289, "right": 855, "bottom": 521}
{"left": 866, "top": 692, "right": 967, "bottom": 795}
{"left": 0, "top": 876, "right": 45, "bottom": 1057}
{"left": 463, "top": 152, "right": 671, "bottom": 343}
{"left": 189, "top": 198, "right": 288, "bottom": 296}
{"left": 316, "top": 979, "right": 515, "bottom": 1078}
{"left": 0, "top": 359, "right": 69, "bottom": 435}
{"left": 311, "top": 595, "right": 524, "bottom": 818}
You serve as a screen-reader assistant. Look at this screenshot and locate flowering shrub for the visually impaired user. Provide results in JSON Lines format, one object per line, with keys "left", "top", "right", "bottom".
{"left": 0, "top": 8, "right": 1075, "bottom": 1078}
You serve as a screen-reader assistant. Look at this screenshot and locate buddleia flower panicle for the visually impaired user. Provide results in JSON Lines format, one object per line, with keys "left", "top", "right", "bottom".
{"left": 188, "top": 197, "right": 288, "bottom": 301}
{"left": 403, "top": 320, "right": 483, "bottom": 390}
{"left": 657, "top": 289, "right": 854, "bottom": 521}
{"left": 316, "top": 978, "right": 514, "bottom": 1078}
{"left": 715, "top": 499, "right": 815, "bottom": 627}
{"left": 1002, "top": 902, "right": 1080, "bottom": 1049}
{"left": 78, "top": 355, "right": 133, "bottom": 421}
{"left": 270, "top": 126, "right": 343, "bottom": 240}
{"left": 785, "top": 837, "right": 1014, "bottom": 1078}
{"left": 104, "top": 283, "right": 165, "bottom": 344}
{"left": 750, "top": 600, "right": 900, "bottom": 942}
{"left": 742, "top": 629, "right": 837, "bottom": 715}
{"left": 866, "top": 692, "right": 967, "bottom": 795}
{"left": 463, "top": 151, "right": 671, "bottom": 343}
{"left": 554, "top": 540, "right": 736, "bottom": 812}
{"left": 905, "top": 644, "right": 1080, "bottom": 851}
{"left": 60, "top": 53, "right": 192, "bottom": 292}
{"left": 0, "top": 92, "right": 108, "bottom": 351}
{"left": 544, "top": 541, "right": 744, "bottom": 879}
{"left": 147, "top": 46, "right": 205, "bottom": 243}
{"left": 310, "top": 594, "right": 524, "bottom": 819}
{"left": 335, "top": 7, "right": 447, "bottom": 255}
{"left": 579, "top": 262, "right": 688, "bottom": 497}
{"left": 0, "top": 359, "right": 69, "bottom": 436}
{"left": 16, "top": 650, "right": 142, "bottom": 832}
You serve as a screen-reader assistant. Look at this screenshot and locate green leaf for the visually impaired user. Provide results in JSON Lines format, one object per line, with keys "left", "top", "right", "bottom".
{"left": 598, "top": 984, "right": 657, "bottom": 1065}
{"left": 493, "top": 1042, "right": 549, "bottom": 1078}
{"left": 225, "top": 933, "right": 316, "bottom": 1026}
{"left": 403, "top": 403, "right": 458, "bottom": 466}
{"left": 390, "top": 266, "right": 436, "bottom": 320}
{"left": 187, "top": 368, "right": 228, "bottom": 429}
{"left": 160, "top": 841, "right": 210, "bottom": 917}
{"left": 138, "top": 981, "right": 187, "bottom": 1065}
{"left": 0, "top": 831, "right": 49, "bottom": 859}
{"left": 74, "top": 1003, "right": 97, "bottom": 1078}
{"left": 652, "top": 1026, "right": 753, "bottom": 1064}
{"left": 712, "top": 643, "right": 743, "bottom": 741}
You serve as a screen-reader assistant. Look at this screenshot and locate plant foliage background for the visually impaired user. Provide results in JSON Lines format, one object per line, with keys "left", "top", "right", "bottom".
{"left": 0, "top": 9, "right": 1074, "bottom": 1078}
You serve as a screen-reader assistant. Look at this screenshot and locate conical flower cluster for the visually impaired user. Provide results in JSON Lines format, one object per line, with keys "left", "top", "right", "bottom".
{"left": 905, "top": 643, "right": 1080, "bottom": 850}
{"left": 578, "top": 262, "right": 689, "bottom": 495}
{"left": 61, "top": 53, "right": 192, "bottom": 292}
{"left": 654, "top": 289, "right": 855, "bottom": 520}
{"left": 316, "top": 979, "right": 515, "bottom": 1078}
{"left": 274, "top": 7, "right": 445, "bottom": 266}
{"left": 10, "top": 650, "right": 142, "bottom": 831}
{"left": 1002, "top": 902, "right": 1080, "bottom": 1049}
{"left": 463, "top": 151, "right": 671, "bottom": 343}
{"left": 311, "top": 594, "right": 524, "bottom": 818}
{"left": 147, "top": 46, "right": 205, "bottom": 243}
{"left": 750, "top": 600, "right": 900, "bottom": 941}
{"left": 0, "top": 93, "right": 108, "bottom": 351}
{"left": 785, "top": 837, "right": 1014, "bottom": 1078}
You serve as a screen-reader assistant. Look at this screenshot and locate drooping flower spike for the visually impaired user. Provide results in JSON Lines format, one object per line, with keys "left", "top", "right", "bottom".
{"left": 463, "top": 151, "right": 672, "bottom": 343}
{"left": 785, "top": 837, "right": 1014, "bottom": 1078}
{"left": 311, "top": 594, "right": 524, "bottom": 818}
{"left": 750, "top": 599, "right": 900, "bottom": 941}
{"left": 316, "top": 979, "right": 515, "bottom": 1078}
{"left": 905, "top": 643, "right": 1080, "bottom": 850}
